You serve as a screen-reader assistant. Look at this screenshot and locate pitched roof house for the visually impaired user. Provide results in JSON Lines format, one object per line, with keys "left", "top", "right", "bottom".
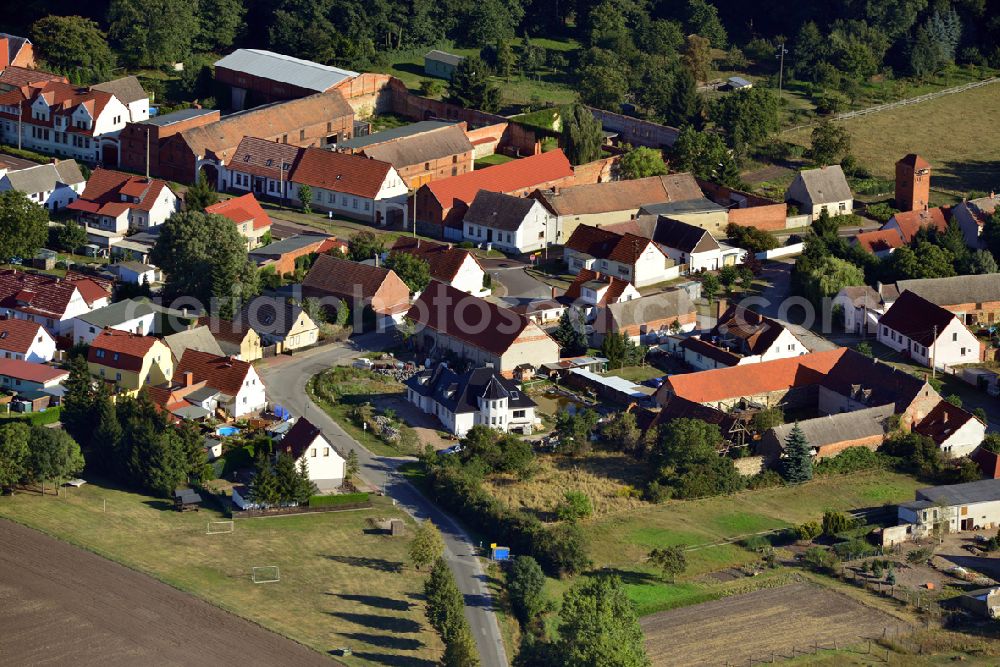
{"left": 406, "top": 280, "right": 559, "bottom": 376}
{"left": 786, "top": 165, "right": 853, "bottom": 220}
{"left": 273, "top": 417, "right": 345, "bottom": 490}
{"left": 562, "top": 268, "right": 640, "bottom": 311}
{"left": 952, "top": 194, "right": 998, "bottom": 249}
{"left": 853, "top": 228, "right": 905, "bottom": 257}
{"left": 68, "top": 168, "right": 179, "bottom": 234}
{"left": 0, "top": 318, "right": 56, "bottom": 363}
{"left": 302, "top": 254, "right": 411, "bottom": 330}
{"left": 205, "top": 193, "right": 272, "bottom": 249}
{"left": 591, "top": 289, "right": 698, "bottom": 344}
{"left": 641, "top": 216, "right": 743, "bottom": 273}
{"left": 758, "top": 404, "right": 895, "bottom": 463}
{"left": 214, "top": 49, "right": 357, "bottom": 109}
{"left": 913, "top": 399, "right": 986, "bottom": 459}
{"left": 462, "top": 190, "right": 556, "bottom": 253}
{"left": 0, "top": 159, "right": 85, "bottom": 211}
{"left": 390, "top": 237, "right": 488, "bottom": 297}
{"left": 564, "top": 223, "right": 676, "bottom": 288}
{"left": 354, "top": 123, "right": 474, "bottom": 190}
{"left": 175, "top": 349, "right": 266, "bottom": 418}
{"left": 87, "top": 330, "right": 173, "bottom": 395}
{"left": 0, "top": 33, "right": 35, "bottom": 69}
{"left": 0, "top": 358, "right": 67, "bottom": 392}
{"left": 238, "top": 297, "right": 318, "bottom": 352}
{"left": 0, "top": 269, "right": 111, "bottom": 335}
{"left": 884, "top": 207, "right": 949, "bottom": 242}
{"left": 162, "top": 325, "right": 224, "bottom": 361}
{"left": 248, "top": 232, "right": 335, "bottom": 275}
{"left": 406, "top": 364, "right": 538, "bottom": 436}
{"left": 415, "top": 149, "right": 574, "bottom": 235}
{"left": 198, "top": 316, "right": 263, "bottom": 361}
{"left": 877, "top": 290, "right": 980, "bottom": 369}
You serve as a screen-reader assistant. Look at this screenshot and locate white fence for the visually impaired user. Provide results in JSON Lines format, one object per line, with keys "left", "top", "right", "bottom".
{"left": 756, "top": 242, "right": 805, "bottom": 260}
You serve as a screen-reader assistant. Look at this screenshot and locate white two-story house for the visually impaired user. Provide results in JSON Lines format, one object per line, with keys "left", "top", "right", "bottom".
{"left": 877, "top": 290, "right": 980, "bottom": 370}
{"left": 175, "top": 349, "right": 267, "bottom": 418}
{"left": 0, "top": 159, "right": 85, "bottom": 210}
{"left": 0, "top": 318, "right": 56, "bottom": 363}
{"left": 67, "top": 167, "right": 179, "bottom": 233}
{"left": 273, "top": 417, "right": 346, "bottom": 491}
{"left": 463, "top": 190, "right": 557, "bottom": 253}
{"left": 563, "top": 223, "right": 677, "bottom": 288}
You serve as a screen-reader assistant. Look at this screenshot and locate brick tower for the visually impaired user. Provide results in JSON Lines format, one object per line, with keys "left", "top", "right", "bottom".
{"left": 895, "top": 154, "right": 931, "bottom": 212}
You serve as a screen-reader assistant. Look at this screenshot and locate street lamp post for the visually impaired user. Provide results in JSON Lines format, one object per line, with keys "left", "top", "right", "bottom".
{"left": 776, "top": 43, "right": 789, "bottom": 98}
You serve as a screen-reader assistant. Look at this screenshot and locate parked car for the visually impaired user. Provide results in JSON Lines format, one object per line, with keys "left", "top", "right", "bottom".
{"left": 352, "top": 358, "right": 373, "bottom": 369}
{"left": 642, "top": 375, "right": 666, "bottom": 388}
{"left": 441, "top": 444, "right": 463, "bottom": 455}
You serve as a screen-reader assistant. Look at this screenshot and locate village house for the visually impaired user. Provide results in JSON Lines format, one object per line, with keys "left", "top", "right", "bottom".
{"left": 785, "top": 165, "right": 853, "bottom": 220}
{"left": 0, "top": 33, "right": 35, "bottom": 69}
{"left": 952, "top": 193, "right": 998, "bottom": 250}
{"left": 591, "top": 289, "right": 698, "bottom": 345}
{"left": 508, "top": 298, "right": 567, "bottom": 326}
{"left": 72, "top": 297, "right": 193, "bottom": 346}
{"left": 533, "top": 173, "right": 704, "bottom": 241}
{"left": 898, "top": 478, "right": 1000, "bottom": 535}
{"left": 163, "top": 325, "right": 224, "bottom": 362}
{"left": 884, "top": 206, "right": 949, "bottom": 242}
{"left": 106, "top": 260, "right": 159, "bottom": 286}
{"left": 0, "top": 66, "right": 64, "bottom": 93}
{"left": 0, "top": 318, "right": 55, "bottom": 362}
{"left": 463, "top": 190, "right": 557, "bottom": 253}
{"left": 87, "top": 330, "right": 173, "bottom": 395}
{"left": 406, "top": 364, "right": 538, "bottom": 437}
{"left": 693, "top": 304, "right": 807, "bottom": 368}
{"left": 238, "top": 297, "right": 318, "bottom": 352}
{"left": 853, "top": 229, "right": 905, "bottom": 257}
{"left": 205, "top": 193, "right": 272, "bottom": 249}
{"left": 68, "top": 168, "right": 179, "bottom": 233}
{"left": 90, "top": 76, "right": 149, "bottom": 126}
{"left": 302, "top": 254, "right": 411, "bottom": 331}
{"left": 153, "top": 91, "right": 355, "bottom": 185}
{"left": 199, "top": 316, "right": 264, "bottom": 361}
{"left": 272, "top": 417, "right": 345, "bottom": 490}
{"left": 339, "top": 122, "right": 474, "bottom": 189}
{"left": 564, "top": 224, "right": 677, "bottom": 288}
{"left": 562, "top": 268, "right": 640, "bottom": 317}
{"left": 0, "top": 159, "right": 85, "bottom": 210}
{"left": 611, "top": 215, "right": 743, "bottom": 273}
{"left": 913, "top": 399, "right": 986, "bottom": 459}
{"left": 876, "top": 290, "right": 981, "bottom": 370}
{"left": 424, "top": 50, "right": 465, "bottom": 80}
{"left": 249, "top": 232, "right": 338, "bottom": 276}
{"left": 389, "top": 237, "right": 489, "bottom": 297}
{"left": 406, "top": 280, "right": 559, "bottom": 376}
{"left": 0, "top": 269, "right": 110, "bottom": 335}
{"left": 0, "top": 358, "right": 67, "bottom": 393}
{"left": 636, "top": 198, "right": 730, "bottom": 234}
{"left": 415, "top": 149, "right": 575, "bottom": 236}
{"left": 118, "top": 108, "right": 220, "bottom": 176}
{"left": 214, "top": 49, "right": 358, "bottom": 111}
{"left": 758, "top": 404, "right": 895, "bottom": 464}
{"left": 222, "top": 136, "right": 300, "bottom": 202}
{"left": 175, "top": 349, "right": 267, "bottom": 418}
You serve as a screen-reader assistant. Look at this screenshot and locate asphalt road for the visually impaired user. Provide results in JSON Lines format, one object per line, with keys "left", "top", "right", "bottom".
{"left": 258, "top": 336, "right": 509, "bottom": 667}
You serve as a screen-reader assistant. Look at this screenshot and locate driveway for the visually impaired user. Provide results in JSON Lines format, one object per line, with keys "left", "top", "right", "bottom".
{"left": 488, "top": 265, "right": 553, "bottom": 301}
{"left": 258, "top": 338, "right": 509, "bottom": 667}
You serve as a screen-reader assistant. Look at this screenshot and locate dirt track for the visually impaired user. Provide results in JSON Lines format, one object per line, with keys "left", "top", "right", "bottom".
{"left": 0, "top": 519, "right": 337, "bottom": 666}
{"left": 640, "top": 582, "right": 904, "bottom": 666}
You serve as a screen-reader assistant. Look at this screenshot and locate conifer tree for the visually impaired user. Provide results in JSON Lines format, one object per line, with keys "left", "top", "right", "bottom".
{"left": 781, "top": 423, "right": 813, "bottom": 483}
{"left": 249, "top": 453, "right": 280, "bottom": 505}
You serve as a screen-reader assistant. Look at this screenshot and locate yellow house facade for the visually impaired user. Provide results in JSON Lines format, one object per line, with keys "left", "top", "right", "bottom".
{"left": 87, "top": 330, "right": 174, "bottom": 395}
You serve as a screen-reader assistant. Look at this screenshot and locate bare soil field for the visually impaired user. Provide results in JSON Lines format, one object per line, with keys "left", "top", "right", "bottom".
{"left": 640, "top": 582, "right": 903, "bottom": 667}
{"left": 0, "top": 519, "right": 336, "bottom": 667}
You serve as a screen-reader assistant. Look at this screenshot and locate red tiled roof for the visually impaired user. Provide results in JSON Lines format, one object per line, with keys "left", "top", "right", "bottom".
{"left": 206, "top": 193, "right": 272, "bottom": 231}
{"left": 68, "top": 168, "right": 172, "bottom": 216}
{"left": 290, "top": 147, "right": 393, "bottom": 199}
{"left": 88, "top": 329, "right": 163, "bottom": 372}
{"left": 0, "top": 358, "right": 67, "bottom": 384}
{"left": 0, "top": 270, "right": 107, "bottom": 320}
{"left": 406, "top": 280, "right": 538, "bottom": 356}
{"left": 0, "top": 66, "right": 66, "bottom": 89}
{"left": 897, "top": 154, "right": 930, "bottom": 170}
{"left": 0, "top": 81, "right": 115, "bottom": 136}
{"left": 225, "top": 136, "right": 302, "bottom": 180}
{"left": 175, "top": 349, "right": 253, "bottom": 397}
{"left": 889, "top": 207, "right": 948, "bottom": 242}
{"left": 855, "top": 229, "right": 904, "bottom": 254}
{"left": 563, "top": 268, "right": 633, "bottom": 305}
{"left": 390, "top": 237, "right": 481, "bottom": 284}
{"left": 565, "top": 224, "right": 661, "bottom": 264}
{"left": 0, "top": 318, "right": 48, "bottom": 354}
{"left": 914, "top": 399, "right": 979, "bottom": 445}
{"left": 423, "top": 149, "right": 573, "bottom": 210}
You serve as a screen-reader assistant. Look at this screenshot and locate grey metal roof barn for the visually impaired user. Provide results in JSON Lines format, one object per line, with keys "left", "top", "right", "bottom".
{"left": 916, "top": 478, "right": 1000, "bottom": 506}
{"left": 214, "top": 49, "right": 358, "bottom": 92}
{"left": 425, "top": 50, "right": 465, "bottom": 67}
{"left": 760, "top": 404, "right": 894, "bottom": 455}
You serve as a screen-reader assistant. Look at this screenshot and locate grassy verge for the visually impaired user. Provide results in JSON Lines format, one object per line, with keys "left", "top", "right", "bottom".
{"left": 0, "top": 482, "right": 441, "bottom": 666}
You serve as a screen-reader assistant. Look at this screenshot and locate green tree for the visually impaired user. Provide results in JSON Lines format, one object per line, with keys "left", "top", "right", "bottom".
{"left": 519, "top": 31, "right": 545, "bottom": 75}
{"left": 577, "top": 48, "right": 628, "bottom": 110}
{"left": 681, "top": 34, "right": 712, "bottom": 83}
{"left": 448, "top": 55, "right": 501, "bottom": 112}
{"left": 31, "top": 16, "right": 114, "bottom": 81}
{"left": 801, "top": 255, "right": 864, "bottom": 301}
{"left": 107, "top": 0, "right": 198, "bottom": 68}
{"left": 273, "top": 452, "right": 301, "bottom": 502}
{"left": 555, "top": 575, "right": 651, "bottom": 667}
{"left": 710, "top": 87, "right": 781, "bottom": 157}
{"left": 0, "top": 190, "right": 49, "bottom": 263}
{"left": 686, "top": 0, "right": 727, "bottom": 48}
{"left": 781, "top": 424, "right": 813, "bottom": 483}
{"left": 384, "top": 251, "right": 431, "bottom": 293}
{"left": 968, "top": 249, "right": 998, "bottom": 275}
{"left": 0, "top": 423, "right": 31, "bottom": 492}
{"left": 553, "top": 308, "right": 588, "bottom": 355}
{"left": 648, "top": 545, "right": 687, "bottom": 582}
{"left": 555, "top": 409, "right": 600, "bottom": 456}
{"left": 409, "top": 520, "right": 445, "bottom": 570}
{"left": 556, "top": 490, "right": 593, "bottom": 522}
{"left": 810, "top": 119, "right": 852, "bottom": 166}
{"left": 92, "top": 381, "right": 123, "bottom": 474}
{"left": 856, "top": 341, "right": 873, "bottom": 357}
{"left": 619, "top": 147, "right": 667, "bottom": 180}
{"left": 297, "top": 184, "right": 313, "bottom": 214}
{"left": 28, "top": 427, "right": 84, "bottom": 492}
{"left": 348, "top": 230, "right": 386, "bottom": 262}
{"left": 465, "top": 0, "right": 523, "bottom": 46}
{"left": 507, "top": 555, "right": 546, "bottom": 627}
{"left": 443, "top": 624, "right": 480, "bottom": 667}
{"left": 665, "top": 67, "right": 704, "bottom": 128}
{"left": 56, "top": 221, "right": 88, "bottom": 253}
{"left": 184, "top": 173, "right": 219, "bottom": 212}
{"left": 670, "top": 127, "right": 739, "bottom": 186}
{"left": 885, "top": 242, "right": 956, "bottom": 280}
{"left": 602, "top": 411, "right": 641, "bottom": 454}
{"left": 195, "top": 0, "right": 246, "bottom": 51}
{"left": 345, "top": 449, "right": 360, "bottom": 482}
{"left": 424, "top": 556, "right": 465, "bottom": 637}
{"left": 248, "top": 453, "right": 280, "bottom": 505}
{"left": 701, "top": 273, "right": 720, "bottom": 302}
{"left": 601, "top": 331, "right": 641, "bottom": 368}
{"left": 61, "top": 354, "right": 94, "bottom": 449}
{"left": 295, "top": 458, "right": 318, "bottom": 503}
{"left": 561, "top": 103, "right": 604, "bottom": 165}
{"left": 495, "top": 39, "right": 516, "bottom": 80}
{"left": 150, "top": 211, "right": 260, "bottom": 307}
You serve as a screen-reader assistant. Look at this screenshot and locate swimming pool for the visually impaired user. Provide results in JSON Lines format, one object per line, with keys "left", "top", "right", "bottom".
{"left": 216, "top": 426, "right": 241, "bottom": 437}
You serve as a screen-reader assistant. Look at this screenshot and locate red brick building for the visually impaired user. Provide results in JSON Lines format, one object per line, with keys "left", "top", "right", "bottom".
{"left": 118, "top": 108, "right": 220, "bottom": 177}
{"left": 0, "top": 33, "right": 34, "bottom": 69}
{"left": 213, "top": 49, "right": 358, "bottom": 111}
{"left": 895, "top": 153, "right": 931, "bottom": 212}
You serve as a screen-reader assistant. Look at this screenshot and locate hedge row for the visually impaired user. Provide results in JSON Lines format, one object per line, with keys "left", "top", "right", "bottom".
{"left": 0, "top": 406, "right": 62, "bottom": 426}
{"left": 0, "top": 146, "right": 51, "bottom": 164}
{"left": 309, "top": 492, "right": 370, "bottom": 507}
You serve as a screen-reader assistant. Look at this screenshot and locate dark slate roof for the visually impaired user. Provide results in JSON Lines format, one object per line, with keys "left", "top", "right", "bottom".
{"left": 763, "top": 404, "right": 894, "bottom": 451}
{"left": 916, "top": 478, "right": 1000, "bottom": 506}
{"left": 651, "top": 217, "right": 719, "bottom": 254}
{"left": 406, "top": 365, "right": 535, "bottom": 414}
{"left": 711, "top": 305, "right": 787, "bottom": 356}
{"left": 277, "top": 417, "right": 323, "bottom": 459}
{"left": 140, "top": 107, "right": 218, "bottom": 127}
{"left": 464, "top": 190, "right": 542, "bottom": 232}
{"left": 638, "top": 197, "right": 725, "bottom": 216}
{"left": 878, "top": 290, "right": 958, "bottom": 347}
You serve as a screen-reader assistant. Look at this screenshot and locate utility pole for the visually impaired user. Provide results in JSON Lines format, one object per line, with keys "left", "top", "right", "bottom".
{"left": 145, "top": 126, "right": 150, "bottom": 179}
{"left": 776, "top": 43, "right": 789, "bottom": 98}
{"left": 411, "top": 186, "right": 417, "bottom": 238}
{"left": 17, "top": 103, "right": 22, "bottom": 150}
{"left": 931, "top": 324, "right": 937, "bottom": 378}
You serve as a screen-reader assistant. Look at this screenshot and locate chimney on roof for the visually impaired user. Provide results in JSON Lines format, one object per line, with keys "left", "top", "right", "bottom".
{"left": 942, "top": 410, "right": 949, "bottom": 424}
{"left": 551, "top": 286, "right": 557, "bottom": 299}
{"left": 182, "top": 371, "right": 194, "bottom": 387}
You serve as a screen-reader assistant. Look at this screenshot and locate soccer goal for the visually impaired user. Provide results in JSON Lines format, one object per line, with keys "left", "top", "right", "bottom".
{"left": 206, "top": 520, "right": 235, "bottom": 535}
{"left": 252, "top": 566, "right": 281, "bottom": 584}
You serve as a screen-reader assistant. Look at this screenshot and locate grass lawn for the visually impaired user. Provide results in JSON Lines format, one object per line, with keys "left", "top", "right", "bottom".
{"left": 605, "top": 365, "right": 664, "bottom": 383}
{"left": 475, "top": 154, "right": 515, "bottom": 168}
{"left": 784, "top": 80, "right": 1000, "bottom": 195}
{"left": 0, "top": 483, "right": 441, "bottom": 666}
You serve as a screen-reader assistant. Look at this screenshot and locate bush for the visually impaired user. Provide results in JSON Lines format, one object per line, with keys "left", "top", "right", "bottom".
{"left": 308, "top": 492, "right": 370, "bottom": 508}
{"left": 906, "top": 547, "right": 932, "bottom": 565}
{"left": 822, "top": 511, "right": 859, "bottom": 536}
{"left": 814, "top": 447, "right": 889, "bottom": 476}
{"left": 865, "top": 202, "right": 898, "bottom": 223}
{"left": 741, "top": 534, "right": 772, "bottom": 552}
{"left": 795, "top": 521, "right": 822, "bottom": 541}
{"left": 802, "top": 546, "right": 840, "bottom": 573}
{"left": 555, "top": 491, "right": 593, "bottom": 522}
{"left": 745, "top": 469, "right": 785, "bottom": 490}
{"left": 832, "top": 538, "right": 876, "bottom": 560}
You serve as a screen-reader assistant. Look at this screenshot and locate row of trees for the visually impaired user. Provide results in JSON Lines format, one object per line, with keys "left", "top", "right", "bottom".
{"left": 0, "top": 422, "right": 84, "bottom": 494}
{"left": 246, "top": 452, "right": 317, "bottom": 506}
{"left": 62, "top": 356, "right": 209, "bottom": 497}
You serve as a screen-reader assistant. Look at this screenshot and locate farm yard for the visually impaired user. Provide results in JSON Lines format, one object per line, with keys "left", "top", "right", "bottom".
{"left": 784, "top": 81, "right": 1000, "bottom": 197}
{"left": 640, "top": 582, "right": 904, "bottom": 667}
{"left": 0, "top": 483, "right": 442, "bottom": 667}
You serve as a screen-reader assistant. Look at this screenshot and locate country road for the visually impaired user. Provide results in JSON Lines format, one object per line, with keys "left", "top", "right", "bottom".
{"left": 258, "top": 335, "right": 509, "bottom": 667}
